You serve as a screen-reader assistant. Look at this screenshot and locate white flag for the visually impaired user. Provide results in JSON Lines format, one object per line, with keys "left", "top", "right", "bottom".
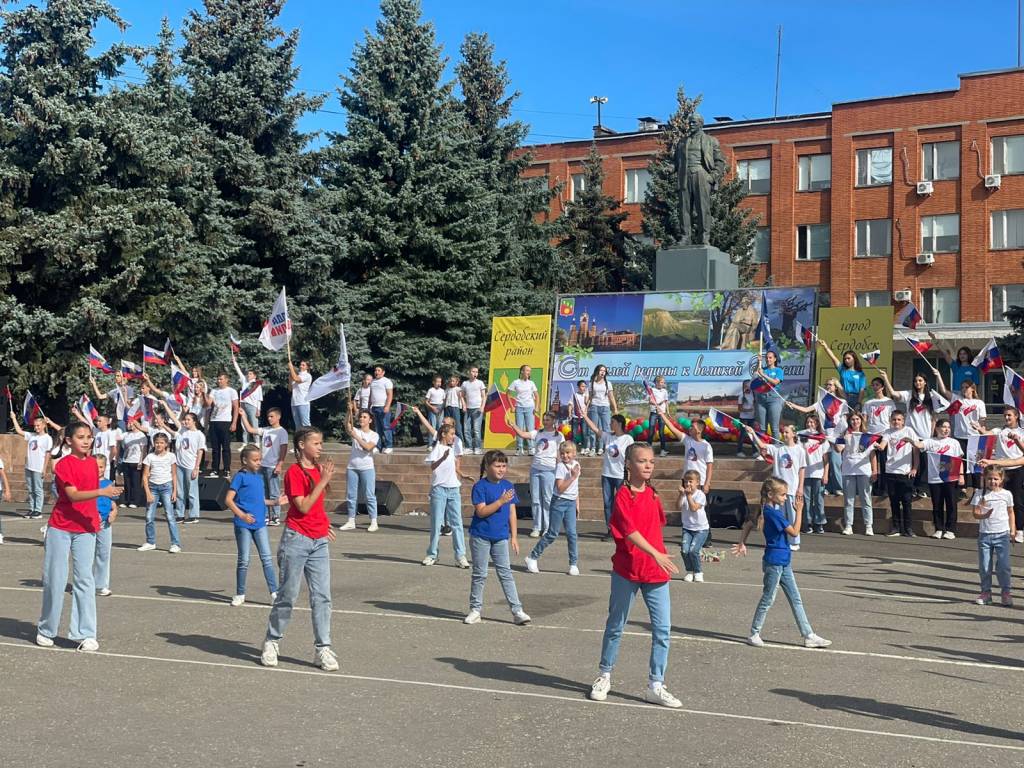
{"left": 306, "top": 325, "right": 352, "bottom": 403}
{"left": 258, "top": 287, "right": 292, "bottom": 351}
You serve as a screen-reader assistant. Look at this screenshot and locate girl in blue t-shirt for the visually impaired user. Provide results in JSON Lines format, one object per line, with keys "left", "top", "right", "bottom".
{"left": 733, "top": 478, "right": 831, "bottom": 649}
{"left": 818, "top": 338, "right": 865, "bottom": 409}
{"left": 225, "top": 444, "right": 280, "bottom": 607}
{"left": 929, "top": 333, "right": 981, "bottom": 392}
{"left": 754, "top": 350, "right": 785, "bottom": 439}
{"left": 465, "top": 451, "right": 531, "bottom": 626}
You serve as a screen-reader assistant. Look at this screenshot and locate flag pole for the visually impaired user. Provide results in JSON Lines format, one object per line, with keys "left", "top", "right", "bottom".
{"left": 899, "top": 331, "right": 934, "bottom": 366}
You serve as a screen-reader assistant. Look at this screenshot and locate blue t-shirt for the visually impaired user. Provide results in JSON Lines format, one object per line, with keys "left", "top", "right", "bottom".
{"left": 950, "top": 362, "right": 981, "bottom": 392}
{"left": 470, "top": 478, "right": 517, "bottom": 542}
{"left": 97, "top": 478, "right": 113, "bottom": 523}
{"left": 762, "top": 503, "right": 791, "bottom": 566}
{"left": 838, "top": 367, "right": 865, "bottom": 397}
{"left": 230, "top": 471, "right": 267, "bottom": 530}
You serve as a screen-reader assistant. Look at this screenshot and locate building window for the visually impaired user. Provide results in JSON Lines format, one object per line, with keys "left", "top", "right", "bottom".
{"left": 797, "top": 154, "right": 831, "bottom": 191}
{"left": 921, "top": 141, "right": 960, "bottom": 181}
{"left": 921, "top": 288, "right": 959, "bottom": 324}
{"left": 737, "top": 158, "right": 771, "bottom": 195}
{"left": 855, "top": 147, "right": 893, "bottom": 187}
{"left": 855, "top": 219, "right": 892, "bottom": 257}
{"left": 753, "top": 227, "right": 770, "bottom": 263}
{"left": 920, "top": 214, "right": 959, "bottom": 253}
{"left": 991, "top": 209, "right": 1024, "bottom": 250}
{"left": 992, "top": 135, "right": 1024, "bottom": 175}
{"left": 623, "top": 168, "right": 651, "bottom": 204}
{"left": 991, "top": 284, "right": 1024, "bottom": 320}
{"left": 855, "top": 291, "right": 890, "bottom": 308}
{"left": 796, "top": 224, "right": 830, "bottom": 260}
{"left": 570, "top": 173, "right": 586, "bottom": 202}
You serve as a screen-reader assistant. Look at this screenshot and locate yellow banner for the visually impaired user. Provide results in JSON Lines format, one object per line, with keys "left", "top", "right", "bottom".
{"left": 814, "top": 307, "right": 894, "bottom": 397}
{"left": 484, "top": 315, "right": 553, "bottom": 449}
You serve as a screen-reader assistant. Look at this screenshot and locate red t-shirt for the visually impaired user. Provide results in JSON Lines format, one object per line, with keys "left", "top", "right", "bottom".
{"left": 50, "top": 454, "right": 101, "bottom": 534}
{"left": 283, "top": 463, "right": 330, "bottom": 539}
{"left": 609, "top": 484, "right": 670, "bottom": 584}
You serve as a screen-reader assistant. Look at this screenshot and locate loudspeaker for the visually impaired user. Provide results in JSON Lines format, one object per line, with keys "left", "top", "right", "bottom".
{"left": 706, "top": 489, "right": 749, "bottom": 528}
{"left": 198, "top": 476, "right": 230, "bottom": 510}
{"left": 344, "top": 480, "right": 403, "bottom": 516}
{"left": 514, "top": 482, "right": 532, "bottom": 519}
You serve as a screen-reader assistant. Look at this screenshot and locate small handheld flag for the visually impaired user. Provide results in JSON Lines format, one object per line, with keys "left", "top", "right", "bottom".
{"left": 930, "top": 390, "right": 953, "bottom": 413}
{"left": 904, "top": 336, "right": 933, "bottom": 356}
{"left": 170, "top": 363, "right": 192, "bottom": 404}
{"left": 818, "top": 388, "right": 848, "bottom": 431}
{"left": 229, "top": 334, "right": 242, "bottom": 355}
{"left": 22, "top": 391, "right": 43, "bottom": 424}
{"left": 258, "top": 288, "right": 292, "bottom": 352}
{"left": 966, "top": 434, "right": 998, "bottom": 474}
{"left": 121, "top": 360, "right": 144, "bottom": 380}
{"left": 88, "top": 345, "right": 114, "bottom": 374}
{"left": 858, "top": 432, "right": 882, "bottom": 451}
{"left": 750, "top": 376, "right": 771, "bottom": 395}
{"left": 971, "top": 339, "right": 1003, "bottom": 374}
{"left": 143, "top": 344, "right": 167, "bottom": 366}
{"left": 126, "top": 400, "right": 143, "bottom": 424}
{"left": 895, "top": 302, "right": 922, "bottom": 330}
{"left": 389, "top": 402, "right": 408, "bottom": 429}
{"left": 859, "top": 349, "right": 881, "bottom": 365}
{"left": 708, "top": 407, "right": 738, "bottom": 433}
{"left": 793, "top": 320, "right": 814, "bottom": 351}
{"left": 77, "top": 394, "right": 99, "bottom": 427}
{"left": 484, "top": 384, "right": 512, "bottom": 415}
{"left": 756, "top": 293, "right": 777, "bottom": 353}
{"left": 937, "top": 455, "right": 963, "bottom": 483}
{"left": 1003, "top": 366, "right": 1024, "bottom": 411}
{"left": 162, "top": 338, "right": 174, "bottom": 364}
{"left": 643, "top": 380, "right": 656, "bottom": 404}
{"left": 306, "top": 325, "right": 352, "bottom": 403}
{"left": 3, "top": 384, "right": 12, "bottom": 404}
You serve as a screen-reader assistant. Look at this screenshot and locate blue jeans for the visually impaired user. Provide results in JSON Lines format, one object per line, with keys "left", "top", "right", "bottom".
{"left": 978, "top": 532, "right": 1012, "bottom": 595}
{"left": 38, "top": 527, "right": 97, "bottom": 641}
{"left": 241, "top": 403, "right": 258, "bottom": 430}
{"left": 649, "top": 411, "right": 666, "bottom": 451}
{"left": 427, "top": 486, "right": 466, "bottom": 559}
{"left": 346, "top": 466, "right": 377, "bottom": 520}
{"left": 291, "top": 403, "right": 310, "bottom": 428}
{"left": 464, "top": 408, "right": 483, "bottom": 452}
{"left": 469, "top": 537, "right": 522, "bottom": 614}
{"left": 529, "top": 466, "right": 555, "bottom": 533}
{"left": 427, "top": 407, "right": 443, "bottom": 443}
{"left": 751, "top": 562, "right": 814, "bottom": 637}
{"left": 529, "top": 496, "right": 578, "bottom": 565}
{"left": 602, "top": 475, "right": 623, "bottom": 527}
{"left": 234, "top": 525, "right": 278, "bottom": 597}
{"left": 571, "top": 417, "right": 589, "bottom": 449}
{"left": 599, "top": 572, "right": 671, "bottom": 683}
{"left": 825, "top": 449, "right": 843, "bottom": 494}
{"left": 25, "top": 469, "right": 44, "bottom": 515}
{"left": 755, "top": 392, "right": 783, "bottom": 439}
{"left": 145, "top": 481, "right": 181, "bottom": 547}
{"left": 515, "top": 407, "right": 534, "bottom": 451}
{"left": 588, "top": 405, "right": 611, "bottom": 451}
{"left": 174, "top": 465, "right": 200, "bottom": 519}
{"left": 444, "top": 406, "right": 464, "bottom": 443}
{"left": 803, "top": 477, "right": 825, "bottom": 526}
{"left": 681, "top": 528, "right": 709, "bottom": 574}
{"left": 266, "top": 528, "right": 332, "bottom": 647}
{"left": 94, "top": 521, "right": 112, "bottom": 591}
{"left": 370, "top": 406, "right": 393, "bottom": 449}
{"left": 784, "top": 494, "right": 800, "bottom": 547}
{"left": 262, "top": 466, "right": 282, "bottom": 522}
{"left": 842, "top": 475, "right": 872, "bottom": 529}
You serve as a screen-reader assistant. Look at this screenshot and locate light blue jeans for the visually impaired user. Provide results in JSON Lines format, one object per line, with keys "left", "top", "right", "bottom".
{"left": 145, "top": 481, "right": 181, "bottom": 547}
{"left": 978, "top": 532, "right": 1012, "bottom": 595}
{"left": 602, "top": 475, "right": 623, "bottom": 527}
{"left": 234, "top": 525, "right": 278, "bottom": 597}
{"left": 469, "top": 537, "right": 522, "bottom": 614}
{"left": 291, "top": 403, "right": 310, "bottom": 429}
{"left": 38, "top": 527, "right": 97, "bottom": 641}
{"left": 94, "top": 521, "right": 112, "bottom": 591}
{"left": 346, "top": 466, "right": 377, "bottom": 520}
{"left": 755, "top": 392, "right": 784, "bottom": 439}
{"left": 174, "top": 465, "right": 200, "bottom": 520}
{"left": 599, "top": 573, "right": 671, "bottom": 683}
{"left": 529, "top": 466, "right": 555, "bottom": 533}
{"left": 262, "top": 466, "right": 282, "bottom": 522}
{"left": 464, "top": 408, "right": 483, "bottom": 452}
{"left": 427, "top": 485, "right": 466, "bottom": 560}
{"left": 842, "top": 474, "right": 873, "bottom": 529}
{"left": 588, "top": 405, "right": 611, "bottom": 452}
{"left": 241, "top": 403, "right": 258, "bottom": 430}
{"left": 515, "top": 407, "right": 534, "bottom": 451}
{"left": 529, "top": 496, "right": 578, "bottom": 565}
{"left": 784, "top": 494, "right": 800, "bottom": 547}
{"left": 266, "top": 528, "right": 332, "bottom": 647}
{"left": 681, "top": 528, "right": 710, "bottom": 574}
{"left": 25, "top": 469, "right": 44, "bottom": 515}
{"left": 825, "top": 450, "right": 843, "bottom": 494}
{"left": 370, "top": 406, "right": 393, "bottom": 449}
{"left": 444, "top": 406, "right": 464, "bottom": 443}
{"left": 427, "top": 407, "right": 443, "bottom": 444}
{"left": 751, "top": 562, "right": 813, "bottom": 637}
{"left": 803, "top": 477, "right": 825, "bottom": 526}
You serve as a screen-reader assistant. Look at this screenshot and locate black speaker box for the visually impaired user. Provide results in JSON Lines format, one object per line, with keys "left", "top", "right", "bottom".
{"left": 344, "top": 480, "right": 403, "bottom": 516}
{"left": 198, "top": 476, "right": 230, "bottom": 510}
{"left": 514, "top": 482, "right": 532, "bottom": 518}
{"left": 706, "top": 489, "right": 749, "bottom": 528}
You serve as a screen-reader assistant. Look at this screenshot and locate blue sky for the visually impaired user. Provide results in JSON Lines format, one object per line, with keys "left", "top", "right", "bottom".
{"left": 95, "top": 0, "right": 1024, "bottom": 145}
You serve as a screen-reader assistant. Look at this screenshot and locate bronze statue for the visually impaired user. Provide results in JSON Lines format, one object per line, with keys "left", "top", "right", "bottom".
{"left": 718, "top": 293, "right": 759, "bottom": 350}
{"left": 675, "top": 113, "right": 726, "bottom": 246}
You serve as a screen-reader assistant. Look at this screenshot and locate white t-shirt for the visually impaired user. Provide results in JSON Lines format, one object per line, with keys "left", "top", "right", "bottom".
{"left": 649, "top": 386, "right": 669, "bottom": 412}
{"left": 444, "top": 387, "right": 462, "bottom": 408}
{"left": 369, "top": 376, "right": 392, "bottom": 408}
{"left": 882, "top": 426, "right": 916, "bottom": 476}
{"left": 973, "top": 488, "right": 1014, "bottom": 535}
{"left": 679, "top": 488, "right": 709, "bottom": 531}
{"left": 895, "top": 390, "right": 933, "bottom": 439}
{"left": 767, "top": 443, "right": 807, "bottom": 493}
{"left": 357, "top": 386, "right": 372, "bottom": 410}
{"left": 120, "top": 431, "right": 148, "bottom": 464}
{"left": 257, "top": 426, "right": 288, "bottom": 469}
{"left": 461, "top": 379, "right": 486, "bottom": 410}
{"left": 92, "top": 428, "right": 120, "bottom": 460}
{"left": 554, "top": 460, "right": 580, "bottom": 501}
{"left": 921, "top": 437, "right": 963, "bottom": 484}
{"left": 425, "top": 387, "right": 445, "bottom": 407}
{"left": 601, "top": 432, "right": 634, "bottom": 480}
{"left": 739, "top": 390, "right": 756, "bottom": 419}
{"left": 528, "top": 430, "right": 564, "bottom": 470}
{"left": 991, "top": 427, "right": 1024, "bottom": 460}
{"left": 571, "top": 392, "right": 588, "bottom": 418}
{"left": 590, "top": 380, "right": 612, "bottom": 408}
{"left": 23, "top": 433, "right": 53, "bottom": 473}
{"left": 143, "top": 451, "right": 177, "bottom": 485}
{"left": 683, "top": 436, "right": 714, "bottom": 486}
{"left": 209, "top": 387, "right": 238, "bottom": 422}
{"left": 801, "top": 434, "right": 829, "bottom": 480}
{"left": 349, "top": 428, "right": 379, "bottom": 471}
{"left": 175, "top": 429, "right": 206, "bottom": 470}
{"left": 148, "top": 427, "right": 175, "bottom": 449}
{"left": 508, "top": 379, "right": 538, "bottom": 410}
{"left": 426, "top": 441, "right": 461, "bottom": 488}
{"left": 839, "top": 433, "right": 876, "bottom": 478}
{"left": 950, "top": 398, "right": 986, "bottom": 439}
{"left": 240, "top": 381, "right": 263, "bottom": 410}
{"left": 863, "top": 397, "right": 898, "bottom": 435}
{"left": 291, "top": 370, "right": 313, "bottom": 406}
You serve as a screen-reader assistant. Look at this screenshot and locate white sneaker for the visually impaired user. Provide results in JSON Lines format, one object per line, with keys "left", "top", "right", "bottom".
{"left": 456, "top": 556, "right": 470, "bottom": 569}
{"left": 260, "top": 640, "right": 279, "bottom": 667}
{"left": 516, "top": 449, "right": 524, "bottom": 456}
{"left": 77, "top": 638, "right": 99, "bottom": 653}
{"left": 525, "top": 556, "right": 539, "bottom": 574}
{"left": 315, "top": 646, "right": 339, "bottom": 671}
{"left": 589, "top": 675, "right": 611, "bottom": 701}
{"left": 367, "top": 521, "right": 379, "bottom": 532}
{"left": 864, "top": 527, "right": 874, "bottom": 536}
{"left": 168, "top": 544, "right": 181, "bottom": 554}
{"left": 755, "top": 454, "right": 765, "bottom": 462}
{"left": 529, "top": 529, "right": 541, "bottom": 538}
{"left": 683, "top": 573, "right": 694, "bottom": 583}
{"left": 694, "top": 572, "right": 704, "bottom": 583}
{"left": 803, "top": 633, "right": 832, "bottom": 648}
{"left": 568, "top": 565, "right": 580, "bottom": 576}
{"left": 660, "top": 450, "right": 669, "bottom": 457}
{"left": 137, "top": 542, "right": 156, "bottom": 551}
{"left": 931, "top": 530, "right": 943, "bottom": 539}
{"left": 645, "top": 684, "right": 682, "bottom": 708}
{"left": 35, "top": 633, "right": 54, "bottom": 648}
{"left": 841, "top": 527, "right": 853, "bottom": 536}
{"left": 474, "top": 448, "right": 482, "bottom": 455}
{"left": 382, "top": 448, "right": 393, "bottom": 455}
{"left": 231, "top": 595, "right": 245, "bottom": 607}
{"left": 943, "top": 531, "right": 956, "bottom": 540}
{"left": 97, "top": 588, "right": 112, "bottom": 597}
{"left": 338, "top": 519, "right": 356, "bottom": 531}
{"left": 464, "top": 610, "right": 481, "bottom": 625}
{"left": 528, "top": 448, "right": 536, "bottom": 456}
{"left": 790, "top": 544, "right": 800, "bottom": 551}
{"left": 421, "top": 556, "right": 436, "bottom": 566}
{"left": 747, "top": 633, "right": 765, "bottom": 647}
{"left": 1016, "top": 530, "right": 1024, "bottom": 544}
{"left": 0, "top": 533, "right": 4, "bottom": 545}
{"left": 597, "top": 449, "right": 604, "bottom": 456}
{"left": 270, "top": 592, "right": 277, "bottom": 602}
{"left": 513, "top": 610, "right": 532, "bottom": 625}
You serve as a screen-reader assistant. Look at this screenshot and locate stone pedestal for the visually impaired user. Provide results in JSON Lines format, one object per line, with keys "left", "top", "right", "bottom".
{"left": 655, "top": 244, "right": 738, "bottom": 291}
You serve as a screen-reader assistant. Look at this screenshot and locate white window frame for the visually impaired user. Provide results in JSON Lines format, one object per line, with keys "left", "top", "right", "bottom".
{"left": 797, "top": 154, "right": 831, "bottom": 191}
{"left": 737, "top": 158, "right": 771, "bottom": 195}
{"left": 920, "top": 213, "right": 960, "bottom": 253}
{"left": 796, "top": 223, "right": 830, "bottom": 261}
{"left": 855, "top": 147, "right": 893, "bottom": 187}
{"left": 992, "top": 135, "right": 1024, "bottom": 176}
{"left": 623, "top": 168, "right": 651, "bottom": 204}
{"left": 855, "top": 218, "right": 892, "bottom": 258}
{"left": 752, "top": 227, "right": 770, "bottom": 263}
{"left": 855, "top": 291, "right": 890, "bottom": 308}
{"left": 991, "top": 209, "right": 1024, "bottom": 250}
{"left": 920, "top": 287, "right": 959, "bottom": 324}
{"left": 921, "top": 140, "right": 960, "bottom": 181}
{"left": 991, "top": 284, "right": 1024, "bottom": 320}
{"left": 570, "top": 172, "right": 586, "bottom": 202}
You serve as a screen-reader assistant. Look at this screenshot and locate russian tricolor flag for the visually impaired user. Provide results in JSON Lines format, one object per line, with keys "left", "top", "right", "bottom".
{"left": 78, "top": 394, "right": 99, "bottom": 427}
{"left": 750, "top": 376, "right": 771, "bottom": 395}
{"left": 121, "top": 360, "right": 144, "bottom": 380}
{"left": 895, "top": 302, "right": 922, "bottom": 330}
{"left": 904, "top": 336, "right": 933, "bottom": 355}
{"left": 88, "top": 345, "right": 113, "bottom": 374}
{"left": 860, "top": 349, "right": 881, "bottom": 365}
{"left": 162, "top": 338, "right": 174, "bottom": 364}
{"left": 229, "top": 334, "right": 242, "bottom": 355}
{"left": 143, "top": 344, "right": 167, "bottom": 366}
{"left": 171, "top": 363, "right": 191, "bottom": 404}
{"left": 22, "top": 391, "right": 43, "bottom": 424}
{"left": 794, "top": 320, "right": 814, "bottom": 351}
{"left": 858, "top": 432, "right": 882, "bottom": 451}
{"left": 389, "top": 402, "right": 408, "bottom": 429}
{"left": 971, "top": 339, "right": 1003, "bottom": 374}
{"left": 643, "top": 380, "right": 656, "bottom": 404}
{"left": 484, "top": 384, "right": 512, "bottom": 415}
{"left": 967, "top": 434, "right": 998, "bottom": 474}
{"left": 818, "top": 388, "right": 847, "bottom": 430}
{"left": 1003, "top": 366, "right": 1024, "bottom": 412}
{"left": 938, "top": 455, "right": 962, "bottom": 482}
{"left": 708, "top": 407, "right": 737, "bottom": 433}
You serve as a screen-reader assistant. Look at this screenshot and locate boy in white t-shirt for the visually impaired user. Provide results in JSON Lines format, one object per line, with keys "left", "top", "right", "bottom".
{"left": 90, "top": 415, "right": 120, "bottom": 481}
{"left": 525, "top": 442, "right": 581, "bottom": 576}
{"left": 460, "top": 367, "right": 488, "bottom": 455}
{"left": 10, "top": 413, "right": 56, "bottom": 519}
{"left": 0, "top": 456, "right": 11, "bottom": 543}
{"left": 205, "top": 373, "right": 239, "bottom": 477}
{"left": 570, "top": 381, "right": 590, "bottom": 453}
{"left": 369, "top": 365, "right": 395, "bottom": 453}
{"left": 971, "top": 466, "right": 1016, "bottom": 607}
{"left": 355, "top": 373, "right": 373, "bottom": 412}
{"left": 664, "top": 418, "right": 714, "bottom": 493}
{"left": 424, "top": 375, "right": 446, "bottom": 444}
{"left": 678, "top": 470, "right": 709, "bottom": 582}
{"left": 422, "top": 423, "right": 470, "bottom": 568}
{"left": 647, "top": 376, "right": 671, "bottom": 457}
{"left": 242, "top": 407, "right": 288, "bottom": 526}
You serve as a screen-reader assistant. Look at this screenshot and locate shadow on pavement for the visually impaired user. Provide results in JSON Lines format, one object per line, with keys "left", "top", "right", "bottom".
{"left": 343, "top": 552, "right": 424, "bottom": 566}
{"left": 154, "top": 585, "right": 230, "bottom": 603}
{"left": 0, "top": 616, "right": 38, "bottom": 641}
{"left": 156, "top": 632, "right": 261, "bottom": 663}
{"left": 364, "top": 600, "right": 464, "bottom": 621}
{"left": 896, "top": 643, "right": 1024, "bottom": 668}
{"left": 435, "top": 656, "right": 599, "bottom": 698}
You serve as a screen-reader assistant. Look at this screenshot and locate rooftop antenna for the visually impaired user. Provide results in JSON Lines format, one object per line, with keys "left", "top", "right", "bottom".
{"left": 773, "top": 25, "right": 782, "bottom": 118}
{"left": 589, "top": 96, "right": 608, "bottom": 130}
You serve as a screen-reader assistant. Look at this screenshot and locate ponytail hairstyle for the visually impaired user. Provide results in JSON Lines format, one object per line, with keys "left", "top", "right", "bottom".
{"left": 62, "top": 420, "right": 90, "bottom": 449}
{"left": 760, "top": 477, "right": 788, "bottom": 508}
{"left": 622, "top": 442, "right": 657, "bottom": 499}
{"left": 239, "top": 443, "right": 261, "bottom": 467}
{"left": 479, "top": 449, "right": 508, "bottom": 478}
{"left": 292, "top": 426, "right": 323, "bottom": 490}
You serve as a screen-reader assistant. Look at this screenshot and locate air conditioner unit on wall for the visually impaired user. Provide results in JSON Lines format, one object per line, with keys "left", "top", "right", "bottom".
{"left": 916, "top": 252, "right": 935, "bottom": 266}
{"left": 894, "top": 290, "right": 913, "bottom": 302}
{"left": 985, "top": 174, "right": 1001, "bottom": 189}
{"left": 916, "top": 181, "right": 933, "bottom": 195}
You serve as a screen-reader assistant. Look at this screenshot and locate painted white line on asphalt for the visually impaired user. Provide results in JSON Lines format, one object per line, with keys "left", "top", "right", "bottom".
{"left": 0, "top": 640, "right": 1020, "bottom": 752}
{"left": 0, "top": 585, "right": 1019, "bottom": 674}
